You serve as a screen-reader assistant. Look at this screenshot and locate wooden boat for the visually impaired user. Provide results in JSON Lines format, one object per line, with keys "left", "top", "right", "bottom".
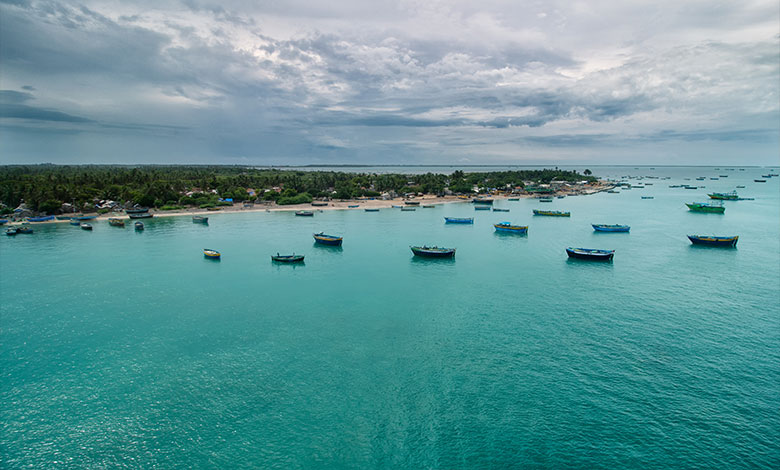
{"left": 17, "top": 225, "right": 33, "bottom": 234}
{"left": 641, "top": 196, "right": 654, "bottom": 199}
{"left": 687, "top": 235, "right": 738, "bottom": 247}
{"left": 108, "top": 218, "right": 125, "bottom": 227}
{"left": 27, "top": 215, "right": 55, "bottom": 222}
{"left": 272, "top": 253, "right": 304, "bottom": 263}
{"left": 444, "top": 217, "right": 473, "bottom": 224}
{"left": 69, "top": 219, "right": 81, "bottom": 226}
{"left": 6, "top": 227, "right": 18, "bottom": 236}
{"left": 311, "top": 201, "right": 329, "bottom": 207}
{"left": 592, "top": 224, "right": 630, "bottom": 232}
{"left": 404, "top": 201, "right": 420, "bottom": 205}
{"left": 313, "top": 232, "right": 343, "bottom": 246}
{"left": 492, "top": 208, "right": 510, "bottom": 212}
{"left": 493, "top": 222, "right": 528, "bottom": 234}
{"left": 566, "top": 247, "right": 615, "bottom": 261}
{"left": 400, "top": 207, "right": 416, "bottom": 211}
{"left": 80, "top": 223, "right": 93, "bottom": 230}
{"left": 754, "top": 179, "right": 766, "bottom": 183}
{"left": 192, "top": 216, "right": 209, "bottom": 223}
{"left": 736, "top": 185, "right": 746, "bottom": 188}
{"left": 607, "top": 190, "right": 620, "bottom": 193}
{"left": 686, "top": 202, "right": 725, "bottom": 213}
{"left": 508, "top": 198, "right": 520, "bottom": 201}
{"left": 206, "top": 207, "right": 220, "bottom": 211}
{"left": 55, "top": 215, "right": 72, "bottom": 220}
{"left": 295, "top": 211, "right": 314, "bottom": 216}
{"left": 203, "top": 248, "right": 221, "bottom": 259}
{"left": 364, "top": 208, "right": 379, "bottom": 212}
{"left": 125, "top": 208, "right": 152, "bottom": 219}
{"left": 474, "top": 206, "right": 491, "bottom": 211}
{"left": 708, "top": 191, "right": 739, "bottom": 200}
{"left": 0, "top": 219, "right": 7, "bottom": 225}
{"left": 410, "top": 246, "right": 456, "bottom": 258}
{"left": 422, "top": 205, "right": 435, "bottom": 208}
{"left": 134, "top": 221, "right": 144, "bottom": 231}
{"left": 472, "top": 198, "right": 493, "bottom": 205}
{"left": 392, "top": 205, "right": 403, "bottom": 208}
{"left": 533, "top": 210, "right": 570, "bottom": 217}
{"left": 75, "top": 215, "right": 97, "bottom": 220}
{"left": 348, "top": 205, "right": 359, "bottom": 208}
{"left": 538, "top": 197, "right": 553, "bottom": 202}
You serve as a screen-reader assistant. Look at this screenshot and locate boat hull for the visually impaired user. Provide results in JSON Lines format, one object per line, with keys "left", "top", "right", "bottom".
{"left": 566, "top": 248, "right": 614, "bottom": 261}
{"left": 533, "top": 210, "right": 570, "bottom": 217}
{"left": 592, "top": 224, "right": 630, "bottom": 232}
{"left": 272, "top": 255, "right": 304, "bottom": 263}
{"left": 494, "top": 224, "right": 527, "bottom": 234}
{"left": 444, "top": 217, "right": 473, "bottom": 224}
{"left": 686, "top": 203, "right": 724, "bottom": 213}
{"left": 313, "top": 233, "right": 343, "bottom": 246}
{"left": 410, "top": 246, "right": 455, "bottom": 258}
{"left": 687, "top": 235, "right": 738, "bottom": 247}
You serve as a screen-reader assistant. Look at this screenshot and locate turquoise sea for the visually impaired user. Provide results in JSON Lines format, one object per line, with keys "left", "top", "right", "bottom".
{"left": 2, "top": 167, "right": 779, "bottom": 468}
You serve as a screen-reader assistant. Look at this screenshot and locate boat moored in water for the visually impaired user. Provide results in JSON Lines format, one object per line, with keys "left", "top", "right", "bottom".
{"left": 493, "top": 222, "right": 528, "bottom": 234}
{"left": 6, "top": 227, "right": 18, "bottom": 236}
{"left": 687, "top": 235, "right": 738, "bottom": 247}
{"left": 472, "top": 198, "right": 493, "bottom": 205}
{"left": 313, "top": 232, "right": 343, "bottom": 246}
{"left": 134, "top": 221, "right": 144, "bottom": 231}
{"left": 203, "top": 249, "right": 221, "bottom": 259}
{"left": 592, "top": 224, "right": 630, "bottom": 232}
{"left": 16, "top": 225, "right": 33, "bottom": 234}
{"left": 445, "top": 217, "right": 474, "bottom": 224}
{"left": 708, "top": 191, "right": 739, "bottom": 200}
{"left": 686, "top": 202, "right": 725, "bottom": 213}
{"left": 272, "top": 253, "right": 304, "bottom": 263}
{"left": 566, "top": 247, "right": 615, "bottom": 261}
{"left": 364, "top": 208, "right": 379, "bottom": 212}
{"left": 295, "top": 211, "right": 314, "bottom": 217}
{"left": 192, "top": 216, "right": 209, "bottom": 223}
{"left": 108, "top": 218, "right": 125, "bottom": 227}
{"left": 410, "top": 246, "right": 456, "bottom": 258}
{"left": 80, "top": 223, "right": 93, "bottom": 230}
{"left": 533, "top": 210, "right": 570, "bottom": 217}
{"left": 492, "top": 208, "right": 510, "bottom": 212}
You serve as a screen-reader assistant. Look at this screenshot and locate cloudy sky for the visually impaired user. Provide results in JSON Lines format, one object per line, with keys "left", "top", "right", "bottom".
{"left": 0, "top": 0, "right": 778, "bottom": 165}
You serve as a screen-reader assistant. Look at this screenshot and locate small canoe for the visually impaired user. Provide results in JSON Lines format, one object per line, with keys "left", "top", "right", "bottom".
{"left": 474, "top": 206, "right": 491, "bottom": 211}
{"left": 754, "top": 179, "right": 766, "bottom": 183}
{"left": 493, "top": 222, "right": 528, "bottom": 234}
{"left": 134, "top": 222, "right": 144, "bottom": 231}
{"left": 533, "top": 210, "right": 570, "bottom": 217}
{"left": 80, "top": 223, "right": 93, "bottom": 231}
{"left": 592, "top": 224, "right": 630, "bottom": 232}
{"left": 272, "top": 254, "right": 304, "bottom": 263}
{"left": 17, "top": 225, "right": 33, "bottom": 234}
{"left": 736, "top": 185, "right": 745, "bottom": 188}
{"left": 472, "top": 198, "right": 493, "bottom": 205}
{"left": 404, "top": 201, "right": 420, "bottom": 206}
{"left": 641, "top": 196, "right": 654, "bottom": 199}
{"left": 566, "top": 247, "right": 615, "bottom": 261}
{"left": 295, "top": 211, "right": 314, "bottom": 216}
{"left": 444, "top": 217, "right": 474, "bottom": 224}
{"left": 687, "top": 235, "right": 738, "bottom": 247}
{"left": 192, "top": 216, "right": 209, "bottom": 223}
{"left": 348, "top": 205, "right": 359, "bottom": 208}
{"left": 492, "top": 208, "right": 510, "bottom": 212}
{"left": 6, "top": 228, "right": 18, "bottom": 236}
{"left": 410, "top": 246, "right": 456, "bottom": 258}
{"left": 508, "top": 198, "right": 520, "bottom": 201}
{"left": 313, "top": 232, "right": 343, "bottom": 246}
{"left": 203, "top": 249, "right": 221, "bottom": 259}
{"left": 400, "top": 207, "right": 416, "bottom": 211}
{"left": 108, "top": 218, "right": 125, "bottom": 227}
{"left": 364, "top": 208, "right": 379, "bottom": 212}
{"left": 422, "top": 205, "right": 435, "bottom": 208}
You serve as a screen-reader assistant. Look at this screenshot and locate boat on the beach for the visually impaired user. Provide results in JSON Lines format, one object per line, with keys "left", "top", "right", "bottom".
{"left": 708, "top": 191, "right": 739, "bottom": 200}
{"left": 126, "top": 207, "right": 152, "bottom": 219}
{"left": 492, "top": 208, "right": 510, "bottom": 212}
{"left": 348, "top": 205, "right": 359, "bottom": 208}
{"left": 27, "top": 215, "right": 55, "bottom": 222}
{"left": 80, "top": 223, "right": 93, "bottom": 230}
{"left": 566, "top": 247, "right": 615, "bottom": 261}
{"left": 272, "top": 253, "right": 305, "bottom": 263}
{"left": 493, "top": 222, "right": 528, "bottom": 234}
{"left": 404, "top": 201, "right": 420, "bottom": 206}
{"left": 410, "top": 246, "right": 456, "bottom": 258}
{"left": 295, "top": 211, "right": 314, "bottom": 217}
{"left": 6, "top": 227, "right": 18, "bottom": 236}
{"left": 686, "top": 202, "right": 725, "bottom": 213}
{"left": 108, "top": 218, "right": 125, "bottom": 227}
{"left": 592, "top": 224, "right": 630, "bottom": 232}
{"left": 134, "top": 221, "right": 144, "bottom": 231}
{"left": 311, "top": 201, "right": 329, "bottom": 207}
{"left": 444, "top": 217, "right": 474, "bottom": 224}
{"left": 687, "top": 235, "right": 738, "bottom": 247}
{"left": 204, "top": 249, "right": 221, "bottom": 259}
{"left": 364, "top": 208, "right": 379, "bottom": 212}
{"left": 55, "top": 215, "right": 72, "bottom": 220}
{"left": 508, "top": 198, "right": 520, "bottom": 201}
{"left": 533, "top": 210, "right": 570, "bottom": 217}
{"left": 0, "top": 219, "right": 7, "bottom": 225}
{"left": 313, "top": 232, "right": 343, "bottom": 246}
{"left": 75, "top": 215, "right": 97, "bottom": 220}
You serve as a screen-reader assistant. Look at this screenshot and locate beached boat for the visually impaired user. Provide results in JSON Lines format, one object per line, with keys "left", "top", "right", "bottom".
{"left": 364, "top": 208, "right": 379, "bottom": 212}
{"left": 410, "top": 246, "right": 456, "bottom": 258}
{"left": 492, "top": 208, "right": 510, "bottom": 212}
{"left": 295, "top": 211, "right": 314, "bottom": 217}
{"left": 686, "top": 202, "right": 725, "bottom": 213}
{"left": 400, "top": 207, "right": 416, "bottom": 211}
{"left": 27, "top": 215, "right": 55, "bottom": 222}
{"left": 6, "top": 227, "right": 18, "bottom": 236}
{"left": 391, "top": 205, "right": 403, "bottom": 208}
{"left": 444, "top": 217, "right": 474, "bottom": 224}
{"left": 472, "top": 198, "right": 493, "bottom": 205}
{"left": 108, "top": 218, "right": 125, "bottom": 227}
{"left": 687, "top": 235, "right": 738, "bottom": 247}
{"left": 566, "top": 247, "right": 615, "bottom": 261}
{"left": 533, "top": 210, "right": 570, "bottom": 217}
{"left": 272, "top": 253, "right": 304, "bottom": 263}
{"left": 404, "top": 201, "right": 420, "bottom": 206}
{"left": 203, "top": 249, "right": 221, "bottom": 259}
{"left": 592, "top": 224, "right": 630, "bottom": 232}
{"left": 192, "top": 216, "right": 209, "bottom": 223}
{"left": 80, "top": 223, "right": 93, "bottom": 230}
{"left": 134, "top": 221, "right": 144, "bottom": 231}
{"left": 126, "top": 208, "right": 152, "bottom": 219}
{"left": 313, "top": 232, "right": 343, "bottom": 246}
{"left": 348, "top": 205, "right": 359, "bottom": 208}
{"left": 75, "top": 215, "right": 97, "bottom": 220}
{"left": 311, "top": 201, "right": 329, "bottom": 207}
{"left": 493, "top": 222, "right": 528, "bottom": 234}
{"left": 708, "top": 191, "right": 739, "bottom": 200}
{"left": 55, "top": 215, "right": 72, "bottom": 220}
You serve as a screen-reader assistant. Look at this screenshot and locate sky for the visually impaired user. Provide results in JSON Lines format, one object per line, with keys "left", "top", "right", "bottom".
{"left": 0, "top": 0, "right": 778, "bottom": 166}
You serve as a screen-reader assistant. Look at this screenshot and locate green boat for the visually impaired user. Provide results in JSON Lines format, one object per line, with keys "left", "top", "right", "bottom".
{"left": 686, "top": 202, "right": 725, "bottom": 213}
{"left": 708, "top": 191, "right": 739, "bottom": 200}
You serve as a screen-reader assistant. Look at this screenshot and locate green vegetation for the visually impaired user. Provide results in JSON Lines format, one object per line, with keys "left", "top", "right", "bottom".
{"left": 0, "top": 165, "right": 597, "bottom": 214}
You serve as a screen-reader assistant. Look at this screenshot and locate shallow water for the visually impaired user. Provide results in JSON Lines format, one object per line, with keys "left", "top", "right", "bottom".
{"left": 1, "top": 167, "right": 778, "bottom": 468}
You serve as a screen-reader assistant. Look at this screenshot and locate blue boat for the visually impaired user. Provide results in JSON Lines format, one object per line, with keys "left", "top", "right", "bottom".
{"left": 295, "top": 211, "right": 314, "bottom": 217}
{"left": 6, "top": 227, "right": 17, "bottom": 236}
{"left": 76, "top": 215, "right": 97, "bottom": 221}
{"left": 687, "top": 235, "right": 738, "bottom": 247}
{"left": 364, "top": 208, "right": 379, "bottom": 212}
{"left": 69, "top": 219, "right": 81, "bottom": 226}
{"left": 0, "top": 219, "right": 7, "bottom": 225}
{"left": 16, "top": 225, "right": 33, "bottom": 234}
{"left": 313, "top": 232, "right": 343, "bottom": 246}
{"left": 444, "top": 217, "right": 474, "bottom": 224}
{"left": 493, "top": 222, "right": 528, "bottom": 234}
{"left": 27, "top": 215, "right": 55, "bottom": 222}
{"left": 592, "top": 224, "right": 630, "bottom": 232}
{"left": 474, "top": 206, "right": 491, "bottom": 211}
{"left": 348, "top": 205, "right": 359, "bottom": 208}
{"left": 410, "top": 246, "right": 456, "bottom": 258}
{"left": 566, "top": 247, "right": 614, "bottom": 261}
{"left": 134, "top": 221, "right": 144, "bottom": 231}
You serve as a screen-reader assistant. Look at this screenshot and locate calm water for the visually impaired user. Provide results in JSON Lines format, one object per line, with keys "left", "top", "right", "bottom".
{"left": 2, "top": 167, "right": 779, "bottom": 469}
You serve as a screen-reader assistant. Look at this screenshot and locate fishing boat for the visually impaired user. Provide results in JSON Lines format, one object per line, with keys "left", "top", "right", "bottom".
{"left": 508, "top": 198, "right": 520, "bottom": 201}
{"left": 80, "top": 223, "right": 93, "bottom": 230}
{"left": 313, "top": 232, "right": 343, "bottom": 246}
{"left": 592, "top": 224, "right": 630, "bottom": 232}
{"left": 686, "top": 202, "right": 725, "bottom": 213}
{"left": 474, "top": 206, "right": 491, "bottom": 211}
{"left": 391, "top": 205, "right": 403, "bottom": 208}
{"left": 410, "top": 246, "right": 456, "bottom": 258}
{"left": 108, "top": 218, "right": 125, "bottom": 227}
{"left": 607, "top": 190, "right": 620, "bottom": 193}
{"left": 533, "top": 210, "right": 570, "bottom": 217}
{"left": 134, "top": 221, "right": 144, "bottom": 231}
{"left": 311, "top": 201, "right": 329, "bottom": 207}
{"left": 295, "top": 211, "right": 314, "bottom": 216}
{"left": 566, "top": 247, "right": 615, "bottom": 261}
{"left": 203, "top": 249, "right": 221, "bottom": 259}
{"left": 719, "top": 175, "right": 728, "bottom": 178}
{"left": 708, "top": 191, "right": 739, "bottom": 200}
{"left": 75, "top": 215, "right": 97, "bottom": 220}
{"left": 348, "top": 205, "right": 359, "bottom": 208}
{"left": 492, "top": 208, "right": 510, "bottom": 212}
{"left": 400, "top": 207, "right": 416, "bottom": 211}
{"left": 69, "top": 219, "right": 81, "bottom": 226}
{"left": 538, "top": 197, "right": 553, "bottom": 202}
{"left": 444, "top": 217, "right": 474, "bottom": 224}
{"left": 684, "top": 185, "right": 698, "bottom": 189}
{"left": 761, "top": 174, "right": 771, "bottom": 178}
{"left": 472, "top": 198, "right": 493, "bottom": 205}
{"left": 272, "top": 253, "right": 305, "bottom": 263}
{"left": 55, "top": 215, "right": 72, "bottom": 220}
{"left": 404, "top": 201, "right": 420, "bottom": 206}
{"left": 364, "top": 208, "right": 379, "bottom": 212}
{"left": 687, "top": 235, "right": 738, "bottom": 247}
{"left": 493, "top": 222, "right": 528, "bottom": 234}
{"left": 422, "top": 205, "right": 435, "bottom": 208}
{"left": 754, "top": 179, "right": 766, "bottom": 183}
{"left": 192, "top": 215, "right": 209, "bottom": 223}
{"left": 641, "top": 196, "right": 654, "bottom": 199}
{"left": 27, "top": 215, "right": 55, "bottom": 222}
{"left": 0, "top": 219, "right": 7, "bottom": 225}
{"left": 17, "top": 225, "right": 33, "bottom": 234}
{"left": 736, "top": 185, "right": 746, "bottom": 188}
{"left": 125, "top": 207, "right": 152, "bottom": 219}
{"left": 6, "top": 227, "right": 17, "bottom": 236}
